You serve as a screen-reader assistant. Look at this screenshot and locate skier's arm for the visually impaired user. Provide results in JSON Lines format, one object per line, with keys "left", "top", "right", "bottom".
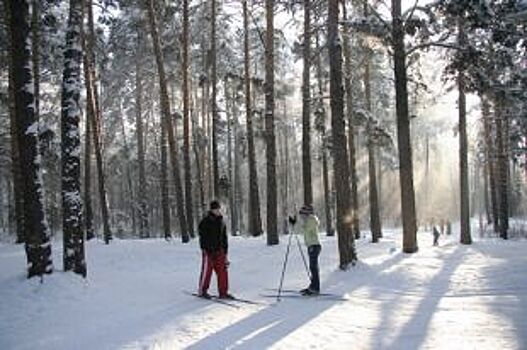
{"left": 221, "top": 223, "right": 228, "bottom": 255}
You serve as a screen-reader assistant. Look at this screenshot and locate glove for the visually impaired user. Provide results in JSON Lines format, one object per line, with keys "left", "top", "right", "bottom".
{"left": 288, "top": 215, "right": 297, "bottom": 225}
{"left": 225, "top": 259, "right": 230, "bottom": 268}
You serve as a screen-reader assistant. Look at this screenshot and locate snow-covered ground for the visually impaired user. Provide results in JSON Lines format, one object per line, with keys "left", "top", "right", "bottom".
{"left": 0, "top": 228, "right": 526, "bottom": 350}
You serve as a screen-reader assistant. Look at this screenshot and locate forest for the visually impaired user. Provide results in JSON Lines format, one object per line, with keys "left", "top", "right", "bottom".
{"left": 1, "top": 0, "right": 527, "bottom": 349}
{"left": 0, "top": 0, "right": 526, "bottom": 277}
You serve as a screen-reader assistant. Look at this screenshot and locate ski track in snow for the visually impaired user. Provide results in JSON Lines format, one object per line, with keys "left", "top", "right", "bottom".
{"left": 0, "top": 228, "right": 526, "bottom": 350}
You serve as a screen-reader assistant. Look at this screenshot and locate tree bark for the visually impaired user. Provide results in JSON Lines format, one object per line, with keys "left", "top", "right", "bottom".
{"left": 495, "top": 95, "right": 509, "bottom": 239}
{"left": 243, "top": 0, "right": 262, "bottom": 237}
{"left": 160, "top": 107, "right": 171, "bottom": 239}
{"left": 342, "top": 4, "right": 360, "bottom": 240}
{"left": 328, "top": 0, "right": 357, "bottom": 268}
{"left": 302, "top": 0, "right": 313, "bottom": 206}
{"left": 391, "top": 0, "right": 418, "bottom": 253}
{"left": 62, "top": 0, "right": 86, "bottom": 276}
{"left": 81, "top": 20, "right": 95, "bottom": 242}
{"left": 182, "top": 0, "right": 194, "bottom": 237}
{"left": 10, "top": 0, "right": 53, "bottom": 278}
{"left": 86, "top": 0, "right": 112, "bottom": 243}
{"left": 211, "top": 0, "right": 220, "bottom": 197}
{"left": 135, "top": 29, "right": 149, "bottom": 239}
{"left": 315, "top": 31, "right": 334, "bottom": 237}
{"left": 146, "top": 0, "right": 189, "bottom": 241}
{"left": 364, "top": 45, "right": 382, "bottom": 243}
{"left": 482, "top": 95, "right": 498, "bottom": 231}
{"left": 5, "top": 0, "right": 26, "bottom": 244}
{"left": 265, "top": 0, "right": 278, "bottom": 245}
{"left": 458, "top": 19, "right": 472, "bottom": 245}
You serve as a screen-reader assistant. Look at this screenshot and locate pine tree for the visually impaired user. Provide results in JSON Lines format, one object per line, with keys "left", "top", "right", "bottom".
{"left": 457, "top": 19, "right": 471, "bottom": 245}
{"left": 62, "top": 0, "right": 86, "bottom": 276}
{"left": 391, "top": 0, "right": 418, "bottom": 253}
{"left": 328, "top": 0, "right": 357, "bottom": 268}
{"left": 4, "top": 0, "right": 25, "bottom": 245}
{"left": 302, "top": 0, "right": 313, "bottom": 206}
{"left": 182, "top": 0, "right": 194, "bottom": 237}
{"left": 265, "top": 0, "right": 278, "bottom": 245}
{"left": 243, "top": 0, "right": 262, "bottom": 237}
{"left": 146, "top": 0, "right": 189, "bottom": 242}
{"left": 135, "top": 27, "right": 149, "bottom": 239}
{"left": 9, "top": 0, "right": 53, "bottom": 278}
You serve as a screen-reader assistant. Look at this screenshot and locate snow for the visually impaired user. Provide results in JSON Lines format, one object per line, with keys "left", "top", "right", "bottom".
{"left": 0, "top": 229, "right": 526, "bottom": 349}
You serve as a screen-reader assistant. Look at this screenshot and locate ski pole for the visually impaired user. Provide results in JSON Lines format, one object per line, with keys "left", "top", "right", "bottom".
{"left": 277, "top": 227, "right": 294, "bottom": 302}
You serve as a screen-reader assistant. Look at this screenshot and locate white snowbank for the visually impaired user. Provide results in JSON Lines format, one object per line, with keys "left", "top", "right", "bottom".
{"left": 0, "top": 229, "right": 525, "bottom": 349}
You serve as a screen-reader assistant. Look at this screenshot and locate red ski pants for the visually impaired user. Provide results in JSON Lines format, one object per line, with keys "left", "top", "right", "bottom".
{"left": 198, "top": 250, "right": 229, "bottom": 296}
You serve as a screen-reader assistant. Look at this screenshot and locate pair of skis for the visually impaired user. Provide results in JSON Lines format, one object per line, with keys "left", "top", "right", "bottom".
{"left": 184, "top": 291, "right": 264, "bottom": 308}
{"left": 261, "top": 288, "right": 349, "bottom": 302}
{"left": 185, "top": 288, "right": 348, "bottom": 308}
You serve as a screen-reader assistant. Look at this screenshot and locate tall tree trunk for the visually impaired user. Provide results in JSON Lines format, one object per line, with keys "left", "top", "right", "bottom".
{"left": 182, "top": 0, "right": 194, "bottom": 237}
{"left": 210, "top": 0, "right": 220, "bottom": 197}
{"left": 391, "top": 0, "right": 418, "bottom": 253}
{"left": 302, "top": 0, "right": 313, "bottom": 206}
{"left": 458, "top": 19, "right": 471, "bottom": 245}
{"left": 135, "top": 29, "right": 149, "bottom": 239}
{"left": 315, "top": 31, "right": 334, "bottom": 237}
{"left": 482, "top": 95, "right": 498, "bottom": 230}
{"left": 224, "top": 79, "right": 237, "bottom": 235}
{"left": 5, "top": 0, "right": 25, "bottom": 244}
{"left": 81, "top": 28, "right": 95, "bottom": 241}
{"left": 243, "top": 0, "right": 262, "bottom": 237}
{"left": 146, "top": 0, "right": 189, "bottom": 242}
{"left": 233, "top": 89, "right": 242, "bottom": 235}
{"left": 160, "top": 107, "right": 171, "bottom": 239}
{"left": 364, "top": 41, "right": 382, "bottom": 243}
{"left": 342, "top": 4, "right": 360, "bottom": 240}
{"left": 265, "top": 0, "right": 278, "bottom": 245}
{"left": 328, "top": 0, "right": 357, "bottom": 268}
{"left": 86, "top": 0, "right": 112, "bottom": 243}
{"left": 495, "top": 95, "right": 509, "bottom": 239}
{"left": 61, "top": 0, "right": 86, "bottom": 277}
{"left": 118, "top": 102, "right": 136, "bottom": 235}
{"left": 10, "top": 0, "right": 54, "bottom": 278}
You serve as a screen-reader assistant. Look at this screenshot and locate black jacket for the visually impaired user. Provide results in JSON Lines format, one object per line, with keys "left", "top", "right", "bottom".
{"left": 198, "top": 212, "right": 228, "bottom": 255}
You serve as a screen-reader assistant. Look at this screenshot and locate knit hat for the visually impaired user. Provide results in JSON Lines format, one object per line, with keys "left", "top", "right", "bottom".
{"left": 299, "top": 204, "right": 313, "bottom": 215}
{"left": 210, "top": 200, "right": 221, "bottom": 210}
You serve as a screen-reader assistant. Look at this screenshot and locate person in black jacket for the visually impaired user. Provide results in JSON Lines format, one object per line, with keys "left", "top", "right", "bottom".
{"left": 197, "top": 200, "right": 233, "bottom": 299}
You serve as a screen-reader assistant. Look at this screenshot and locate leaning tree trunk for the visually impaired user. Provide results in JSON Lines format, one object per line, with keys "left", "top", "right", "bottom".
{"left": 182, "top": 0, "right": 194, "bottom": 237}
{"left": 86, "top": 0, "right": 112, "bottom": 243}
{"left": 302, "top": 0, "right": 313, "bottom": 206}
{"left": 5, "top": 0, "right": 25, "bottom": 244}
{"left": 458, "top": 19, "right": 471, "bottom": 245}
{"left": 135, "top": 29, "right": 149, "bottom": 239}
{"left": 10, "top": 0, "right": 53, "bottom": 278}
{"left": 243, "top": 0, "right": 262, "bottom": 237}
{"left": 342, "top": 4, "right": 360, "bottom": 240}
{"left": 391, "top": 0, "right": 418, "bottom": 253}
{"left": 146, "top": 0, "right": 189, "bottom": 242}
{"left": 328, "top": 0, "right": 357, "bottom": 268}
{"left": 265, "top": 0, "right": 278, "bottom": 245}
{"left": 62, "top": 0, "right": 86, "bottom": 277}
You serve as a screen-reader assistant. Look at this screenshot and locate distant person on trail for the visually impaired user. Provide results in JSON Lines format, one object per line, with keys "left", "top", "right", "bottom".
{"left": 433, "top": 226, "right": 440, "bottom": 246}
{"left": 197, "top": 200, "right": 233, "bottom": 299}
{"left": 298, "top": 204, "right": 321, "bottom": 296}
